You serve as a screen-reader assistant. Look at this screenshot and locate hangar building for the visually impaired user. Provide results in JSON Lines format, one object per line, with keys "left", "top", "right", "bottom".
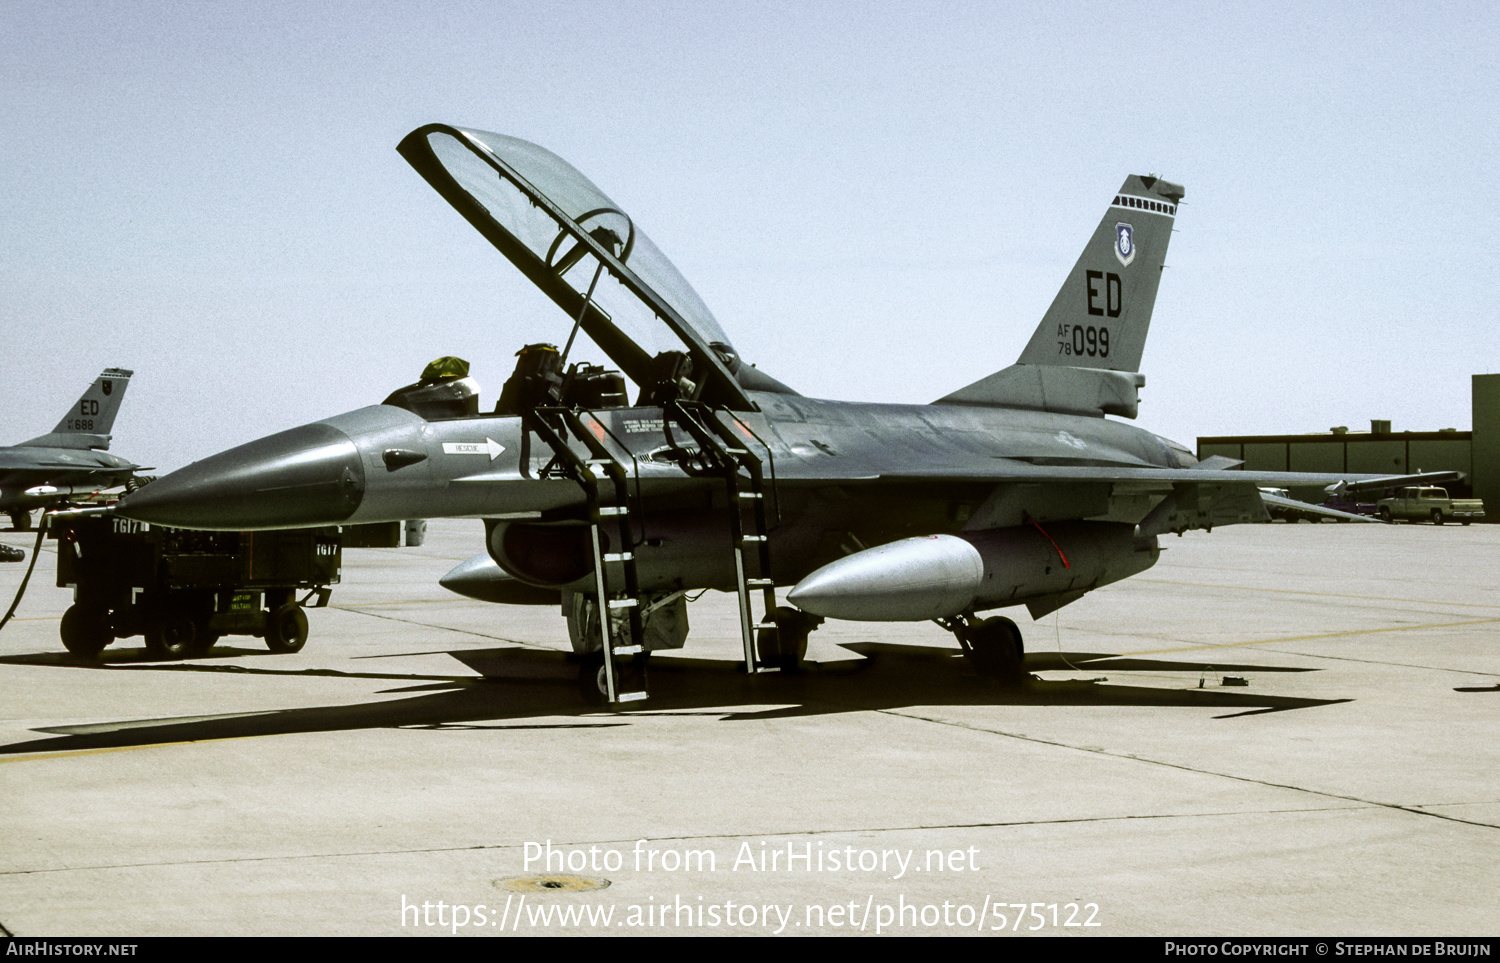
{"left": 1197, "top": 374, "right": 1500, "bottom": 514}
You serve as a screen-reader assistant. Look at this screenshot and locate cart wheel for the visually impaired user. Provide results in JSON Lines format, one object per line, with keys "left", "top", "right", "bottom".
{"left": 60, "top": 604, "right": 112, "bottom": 658}
{"left": 145, "top": 613, "right": 197, "bottom": 660}
{"left": 264, "top": 603, "right": 308, "bottom": 654}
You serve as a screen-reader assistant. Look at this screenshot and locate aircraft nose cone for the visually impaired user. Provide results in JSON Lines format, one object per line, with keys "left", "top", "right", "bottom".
{"left": 117, "top": 423, "right": 365, "bottom": 530}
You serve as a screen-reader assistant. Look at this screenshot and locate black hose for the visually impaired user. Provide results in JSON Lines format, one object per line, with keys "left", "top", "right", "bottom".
{"left": 0, "top": 513, "right": 51, "bottom": 633}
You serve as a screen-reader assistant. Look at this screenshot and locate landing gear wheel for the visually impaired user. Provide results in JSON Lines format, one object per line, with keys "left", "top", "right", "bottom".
{"left": 578, "top": 652, "right": 609, "bottom": 706}
{"left": 966, "top": 617, "right": 1025, "bottom": 681}
{"left": 8, "top": 509, "right": 31, "bottom": 532}
{"left": 756, "top": 606, "right": 811, "bottom": 672}
{"left": 576, "top": 651, "right": 647, "bottom": 706}
{"left": 145, "top": 613, "right": 197, "bottom": 659}
{"left": 60, "top": 604, "right": 112, "bottom": 657}
{"left": 264, "top": 603, "right": 308, "bottom": 654}
{"left": 1432, "top": 509, "right": 1445, "bottom": 525}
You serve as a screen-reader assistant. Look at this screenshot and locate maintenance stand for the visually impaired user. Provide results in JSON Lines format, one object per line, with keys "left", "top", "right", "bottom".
{"left": 53, "top": 515, "right": 340, "bottom": 659}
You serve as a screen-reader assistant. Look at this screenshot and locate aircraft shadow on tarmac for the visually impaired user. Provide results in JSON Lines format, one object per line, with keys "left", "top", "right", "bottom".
{"left": 0, "top": 640, "right": 1347, "bottom": 757}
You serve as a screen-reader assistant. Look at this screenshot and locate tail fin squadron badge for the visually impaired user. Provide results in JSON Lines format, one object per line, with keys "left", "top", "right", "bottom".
{"left": 1114, "top": 223, "right": 1135, "bottom": 267}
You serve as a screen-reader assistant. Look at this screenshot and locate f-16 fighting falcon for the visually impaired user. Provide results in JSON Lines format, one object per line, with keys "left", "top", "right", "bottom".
{"left": 115, "top": 125, "right": 1416, "bottom": 703}
{"left": 3, "top": 368, "right": 139, "bottom": 531}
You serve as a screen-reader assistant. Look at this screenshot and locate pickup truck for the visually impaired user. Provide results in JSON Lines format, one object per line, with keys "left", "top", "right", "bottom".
{"left": 1376, "top": 487, "right": 1485, "bottom": 525}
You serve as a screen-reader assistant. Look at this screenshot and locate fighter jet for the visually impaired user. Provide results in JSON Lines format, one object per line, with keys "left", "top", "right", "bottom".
{"left": 115, "top": 125, "right": 1411, "bottom": 702}
{"left": 2, "top": 368, "right": 139, "bottom": 530}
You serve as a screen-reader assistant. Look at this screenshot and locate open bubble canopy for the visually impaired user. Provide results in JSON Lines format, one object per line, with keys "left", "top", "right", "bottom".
{"left": 398, "top": 124, "right": 758, "bottom": 409}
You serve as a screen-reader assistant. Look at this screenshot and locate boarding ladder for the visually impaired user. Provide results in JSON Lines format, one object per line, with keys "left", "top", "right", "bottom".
{"left": 665, "top": 400, "right": 781, "bottom": 674}
{"left": 529, "top": 406, "right": 648, "bottom": 704}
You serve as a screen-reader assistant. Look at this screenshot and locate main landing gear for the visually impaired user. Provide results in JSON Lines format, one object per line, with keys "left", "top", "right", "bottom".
{"left": 941, "top": 614, "right": 1027, "bottom": 682}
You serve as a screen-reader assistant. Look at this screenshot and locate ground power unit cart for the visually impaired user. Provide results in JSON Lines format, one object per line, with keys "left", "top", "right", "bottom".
{"left": 54, "top": 515, "right": 340, "bottom": 658}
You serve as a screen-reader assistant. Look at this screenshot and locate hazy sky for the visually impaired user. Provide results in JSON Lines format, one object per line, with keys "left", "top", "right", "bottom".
{"left": 3, "top": 1, "right": 1497, "bottom": 472}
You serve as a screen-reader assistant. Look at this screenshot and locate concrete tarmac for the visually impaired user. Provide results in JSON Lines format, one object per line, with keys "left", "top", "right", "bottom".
{"left": 1, "top": 519, "right": 1496, "bottom": 936}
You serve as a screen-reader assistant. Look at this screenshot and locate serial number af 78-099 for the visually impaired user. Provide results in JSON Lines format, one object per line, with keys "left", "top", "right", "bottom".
{"left": 1056, "top": 323, "right": 1110, "bottom": 359}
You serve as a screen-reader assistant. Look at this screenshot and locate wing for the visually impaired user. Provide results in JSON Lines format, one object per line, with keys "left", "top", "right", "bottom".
{"left": 876, "top": 463, "right": 1407, "bottom": 487}
{"left": 868, "top": 461, "right": 1457, "bottom": 536}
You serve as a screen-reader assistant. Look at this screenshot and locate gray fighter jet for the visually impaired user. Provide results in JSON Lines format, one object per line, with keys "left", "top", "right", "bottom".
{"left": 2, "top": 368, "right": 139, "bottom": 530}
{"left": 115, "top": 126, "right": 1409, "bottom": 702}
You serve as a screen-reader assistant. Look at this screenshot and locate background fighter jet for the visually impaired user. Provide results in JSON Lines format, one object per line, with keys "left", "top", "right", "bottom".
{"left": 2, "top": 368, "right": 139, "bottom": 530}
{"left": 116, "top": 126, "right": 1416, "bottom": 702}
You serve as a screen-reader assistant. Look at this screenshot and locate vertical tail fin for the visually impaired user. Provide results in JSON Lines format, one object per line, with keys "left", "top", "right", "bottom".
{"left": 21, "top": 368, "right": 134, "bottom": 450}
{"left": 1018, "top": 174, "right": 1182, "bottom": 372}
{"left": 936, "top": 175, "right": 1182, "bottom": 418}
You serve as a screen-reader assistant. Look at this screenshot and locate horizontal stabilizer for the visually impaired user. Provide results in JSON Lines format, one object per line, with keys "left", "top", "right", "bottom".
{"left": 1259, "top": 491, "right": 1382, "bottom": 523}
{"left": 936, "top": 364, "right": 1145, "bottom": 418}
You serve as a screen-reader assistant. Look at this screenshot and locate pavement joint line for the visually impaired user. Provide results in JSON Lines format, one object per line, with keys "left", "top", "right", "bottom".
{"left": 332, "top": 599, "right": 466, "bottom": 608}
{"left": 0, "top": 718, "right": 625, "bottom": 763}
{"left": 328, "top": 606, "right": 554, "bottom": 650}
{"left": 0, "top": 661, "right": 476, "bottom": 683}
{"left": 1255, "top": 647, "right": 1500, "bottom": 678}
{"left": 879, "top": 709, "right": 1500, "bottom": 832}
{"left": 0, "top": 804, "right": 1385, "bottom": 878}
{"left": 1136, "top": 578, "right": 1500, "bottom": 611}
{"left": 1118, "top": 617, "right": 1500, "bottom": 657}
